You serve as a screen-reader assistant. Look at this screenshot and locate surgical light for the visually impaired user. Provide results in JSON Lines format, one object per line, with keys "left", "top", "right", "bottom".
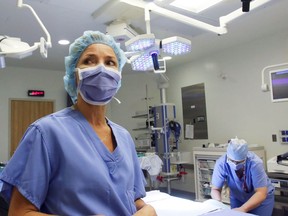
{"left": 0, "top": 0, "right": 51, "bottom": 69}
{"left": 126, "top": 35, "right": 191, "bottom": 71}
{"left": 130, "top": 52, "right": 154, "bottom": 71}
{"left": 0, "top": 36, "right": 32, "bottom": 59}
{"left": 125, "top": 34, "right": 155, "bottom": 52}
{"left": 161, "top": 36, "right": 191, "bottom": 55}
{"left": 151, "top": 51, "right": 160, "bottom": 70}
{"left": 154, "top": 58, "right": 167, "bottom": 74}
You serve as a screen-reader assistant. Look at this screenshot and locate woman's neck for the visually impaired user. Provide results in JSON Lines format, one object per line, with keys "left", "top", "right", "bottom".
{"left": 74, "top": 98, "right": 107, "bottom": 126}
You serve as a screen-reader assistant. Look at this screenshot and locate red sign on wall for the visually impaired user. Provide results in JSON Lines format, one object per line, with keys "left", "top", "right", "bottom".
{"left": 27, "top": 90, "right": 45, "bottom": 97}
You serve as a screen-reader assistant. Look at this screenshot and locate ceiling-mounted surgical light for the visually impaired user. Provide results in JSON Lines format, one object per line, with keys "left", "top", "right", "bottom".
{"left": 153, "top": 58, "right": 166, "bottom": 74}
{"left": 128, "top": 44, "right": 161, "bottom": 71}
{"left": 0, "top": 36, "right": 32, "bottom": 59}
{"left": 0, "top": 0, "right": 51, "bottom": 69}
{"left": 130, "top": 52, "right": 154, "bottom": 71}
{"left": 161, "top": 36, "right": 191, "bottom": 55}
{"left": 126, "top": 34, "right": 191, "bottom": 71}
{"left": 151, "top": 51, "right": 160, "bottom": 70}
{"left": 125, "top": 33, "right": 155, "bottom": 52}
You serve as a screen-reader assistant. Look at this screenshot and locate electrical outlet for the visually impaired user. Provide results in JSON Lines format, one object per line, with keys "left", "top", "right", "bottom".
{"left": 272, "top": 134, "right": 277, "bottom": 142}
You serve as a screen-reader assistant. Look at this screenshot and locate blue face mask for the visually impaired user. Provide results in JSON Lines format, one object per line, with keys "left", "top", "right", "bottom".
{"left": 77, "top": 64, "right": 121, "bottom": 105}
{"left": 227, "top": 158, "right": 246, "bottom": 171}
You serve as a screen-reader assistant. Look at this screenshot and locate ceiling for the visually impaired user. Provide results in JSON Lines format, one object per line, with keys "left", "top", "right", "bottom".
{"left": 0, "top": 0, "right": 287, "bottom": 74}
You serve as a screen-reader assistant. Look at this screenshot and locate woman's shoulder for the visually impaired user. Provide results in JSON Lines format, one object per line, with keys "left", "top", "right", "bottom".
{"left": 31, "top": 107, "right": 75, "bottom": 129}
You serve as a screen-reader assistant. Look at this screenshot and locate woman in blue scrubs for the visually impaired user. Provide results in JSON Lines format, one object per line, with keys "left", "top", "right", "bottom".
{"left": 211, "top": 137, "right": 274, "bottom": 216}
{"left": 0, "top": 31, "right": 157, "bottom": 216}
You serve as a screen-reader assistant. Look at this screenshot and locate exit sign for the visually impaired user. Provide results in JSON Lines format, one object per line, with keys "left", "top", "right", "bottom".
{"left": 28, "top": 90, "right": 45, "bottom": 97}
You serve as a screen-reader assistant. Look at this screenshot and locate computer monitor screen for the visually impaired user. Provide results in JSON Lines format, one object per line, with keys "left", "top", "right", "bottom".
{"left": 270, "top": 68, "right": 288, "bottom": 102}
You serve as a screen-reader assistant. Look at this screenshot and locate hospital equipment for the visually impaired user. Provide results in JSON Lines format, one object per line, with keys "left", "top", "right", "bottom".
{"left": 124, "top": 8, "right": 191, "bottom": 72}
{"left": 267, "top": 152, "right": 288, "bottom": 174}
{"left": 150, "top": 74, "right": 187, "bottom": 193}
{"left": 120, "top": 0, "right": 272, "bottom": 34}
{"left": 267, "top": 155, "right": 288, "bottom": 216}
{"left": 0, "top": 0, "right": 52, "bottom": 69}
{"left": 269, "top": 68, "right": 288, "bottom": 103}
{"left": 98, "top": 0, "right": 272, "bottom": 72}
{"left": 241, "top": 0, "right": 253, "bottom": 12}
{"left": 261, "top": 62, "right": 288, "bottom": 92}
{"left": 134, "top": 74, "right": 187, "bottom": 193}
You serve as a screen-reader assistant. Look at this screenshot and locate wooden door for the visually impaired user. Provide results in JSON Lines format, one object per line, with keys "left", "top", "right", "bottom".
{"left": 10, "top": 99, "right": 54, "bottom": 157}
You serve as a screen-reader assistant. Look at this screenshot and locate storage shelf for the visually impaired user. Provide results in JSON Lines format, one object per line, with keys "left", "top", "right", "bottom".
{"left": 133, "top": 127, "right": 150, "bottom": 131}
{"left": 132, "top": 114, "right": 149, "bottom": 118}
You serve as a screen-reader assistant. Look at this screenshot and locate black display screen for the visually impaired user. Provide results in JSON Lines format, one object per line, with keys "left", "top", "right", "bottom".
{"left": 270, "top": 68, "right": 288, "bottom": 102}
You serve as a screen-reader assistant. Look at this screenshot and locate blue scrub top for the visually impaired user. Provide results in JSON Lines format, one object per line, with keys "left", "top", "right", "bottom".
{"left": 0, "top": 107, "right": 146, "bottom": 216}
{"left": 211, "top": 152, "right": 274, "bottom": 210}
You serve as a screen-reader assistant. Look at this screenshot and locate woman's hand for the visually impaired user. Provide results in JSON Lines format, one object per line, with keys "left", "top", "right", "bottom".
{"left": 232, "top": 207, "right": 247, "bottom": 212}
{"left": 133, "top": 204, "right": 157, "bottom": 216}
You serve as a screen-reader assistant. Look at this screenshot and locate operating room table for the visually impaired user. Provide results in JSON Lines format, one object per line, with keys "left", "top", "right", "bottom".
{"left": 143, "top": 190, "right": 256, "bottom": 216}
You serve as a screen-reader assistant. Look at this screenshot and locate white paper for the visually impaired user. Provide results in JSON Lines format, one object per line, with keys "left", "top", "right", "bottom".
{"left": 185, "top": 124, "right": 194, "bottom": 139}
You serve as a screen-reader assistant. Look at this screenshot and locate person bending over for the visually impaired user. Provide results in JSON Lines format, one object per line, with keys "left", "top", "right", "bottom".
{"left": 211, "top": 137, "right": 274, "bottom": 216}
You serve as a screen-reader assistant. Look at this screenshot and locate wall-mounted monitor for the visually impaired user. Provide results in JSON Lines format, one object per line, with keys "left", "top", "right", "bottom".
{"left": 270, "top": 68, "right": 288, "bottom": 102}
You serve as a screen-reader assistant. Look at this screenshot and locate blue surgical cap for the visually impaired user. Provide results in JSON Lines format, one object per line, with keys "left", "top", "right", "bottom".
{"left": 64, "top": 30, "right": 127, "bottom": 104}
{"left": 227, "top": 137, "right": 248, "bottom": 161}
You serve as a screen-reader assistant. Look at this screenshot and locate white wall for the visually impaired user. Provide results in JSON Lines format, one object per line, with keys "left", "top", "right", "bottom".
{"left": 0, "top": 67, "right": 67, "bottom": 161}
{"left": 166, "top": 30, "right": 288, "bottom": 161}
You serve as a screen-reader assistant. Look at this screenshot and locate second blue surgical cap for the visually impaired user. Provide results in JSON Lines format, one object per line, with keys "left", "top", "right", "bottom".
{"left": 63, "top": 31, "right": 127, "bottom": 104}
{"left": 227, "top": 137, "right": 248, "bottom": 161}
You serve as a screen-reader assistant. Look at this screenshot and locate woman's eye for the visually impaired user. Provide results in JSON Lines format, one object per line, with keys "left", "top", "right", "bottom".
{"left": 106, "top": 60, "right": 118, "bottom": 69}
{"left": 83, "top": 56, "right": 96, "bottom": 65}
{"left": 106, "top": 60, "right": 116, "bottom": 66}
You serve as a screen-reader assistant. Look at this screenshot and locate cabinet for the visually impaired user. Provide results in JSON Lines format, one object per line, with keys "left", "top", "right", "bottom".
{"left": 267, "top": 173, "right": 288, "bottom": 216}
{"left": 193, "top": 146, "right": 266, "bottom": 203}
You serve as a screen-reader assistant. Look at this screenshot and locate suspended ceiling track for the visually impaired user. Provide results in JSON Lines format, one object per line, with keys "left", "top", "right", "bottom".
{"left": 119, "top": 0, "right": 271, "bottom": 35}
